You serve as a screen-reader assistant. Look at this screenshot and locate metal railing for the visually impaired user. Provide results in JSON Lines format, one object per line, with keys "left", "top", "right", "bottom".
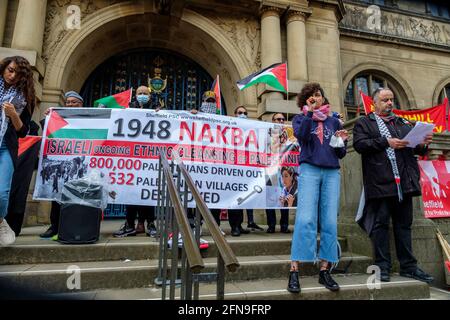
{"left": 154, "top": 154, "right": 240, "bottom": 300}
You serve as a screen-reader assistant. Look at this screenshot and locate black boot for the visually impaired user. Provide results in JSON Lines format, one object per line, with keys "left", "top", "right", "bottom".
{"left": 231, "top": 227, "right": 241, "bottom": 237}
{"left": 319, "top": 270, "right": 340, "bottom": 292}
{"left": 287, "top": 271, "right": 300, "bottom": 293}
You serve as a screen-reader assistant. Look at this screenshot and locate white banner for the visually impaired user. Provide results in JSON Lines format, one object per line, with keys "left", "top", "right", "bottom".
{"left": 33, "top": 108, "right": 299, "bottom": 209}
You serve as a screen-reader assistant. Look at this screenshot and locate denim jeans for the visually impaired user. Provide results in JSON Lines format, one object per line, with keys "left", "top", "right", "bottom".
{"left": 290, "top": 163, "right": 340, "bottom": 263}
{"left": 0, "top": 141, "right": 14, "bottom": 219}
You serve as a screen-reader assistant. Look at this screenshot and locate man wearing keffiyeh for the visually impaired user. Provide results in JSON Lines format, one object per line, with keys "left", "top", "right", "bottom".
{"left": 353, "top": 87, "right": 434, "bottom": 284}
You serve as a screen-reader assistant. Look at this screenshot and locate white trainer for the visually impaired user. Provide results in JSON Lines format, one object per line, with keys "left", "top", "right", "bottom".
{"left": 0, "top": 219, "right": 16, "bottom": 246}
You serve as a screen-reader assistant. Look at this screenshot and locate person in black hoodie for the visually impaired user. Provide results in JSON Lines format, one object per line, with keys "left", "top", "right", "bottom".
{"left": 0, "top": 56, "right": 36, "bottom": 246}
{"left": 353, "top": 87, "right": 434, "bottom": 284}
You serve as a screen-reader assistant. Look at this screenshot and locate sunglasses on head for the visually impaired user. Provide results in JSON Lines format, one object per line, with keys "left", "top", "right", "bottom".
{"left": 237, "top": 111, "right": 248, "bottom": 115}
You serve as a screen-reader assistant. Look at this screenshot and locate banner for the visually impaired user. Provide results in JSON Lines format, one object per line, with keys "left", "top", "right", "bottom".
{"left": 419, "top": 160, "right": 450, "bottom": 218}
{"left": 33, "top": 108, "right": 300, "bottom": 209}
{"left": 393, "top": 102, "right": 446, "bottom": 133}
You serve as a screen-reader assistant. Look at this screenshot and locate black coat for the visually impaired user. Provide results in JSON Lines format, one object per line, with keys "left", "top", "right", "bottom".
{"left": 3, "top": 107, "right": 31, "bottom": 169}
{"left": 353, "top": 113, "right": 428, "bottom": 201}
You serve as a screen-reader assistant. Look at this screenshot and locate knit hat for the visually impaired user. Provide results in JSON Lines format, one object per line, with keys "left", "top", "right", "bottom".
{"left": 64, "top": 91, "right": 84, "bottom": 103}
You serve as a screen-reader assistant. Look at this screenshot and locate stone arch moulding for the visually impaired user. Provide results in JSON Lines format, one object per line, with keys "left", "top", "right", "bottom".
{"left": 44, "top": 2, "right": 258, "bottom": 113}
{"left": 342, "top": 62, "right": 417, "bottom": 110}
{"left": 432, "top": 76, "right": 450, "bottom": 105}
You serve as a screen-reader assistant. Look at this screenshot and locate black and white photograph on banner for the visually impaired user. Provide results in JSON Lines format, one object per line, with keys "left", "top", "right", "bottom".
{"left": 35, "top": 156, "right": 88, "bottom": 199}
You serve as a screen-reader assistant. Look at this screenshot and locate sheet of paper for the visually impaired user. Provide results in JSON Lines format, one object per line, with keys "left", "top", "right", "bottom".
{"left": 403, "top": 121, "right": 435, "bottom": 148}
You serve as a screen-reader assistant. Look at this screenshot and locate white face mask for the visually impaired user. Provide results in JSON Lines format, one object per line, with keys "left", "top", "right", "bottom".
{"left": 137, "top": 94, "right": 150, "bottom": 105}
{"left": 238, "top": 113, "right": 248, "bottom": 119}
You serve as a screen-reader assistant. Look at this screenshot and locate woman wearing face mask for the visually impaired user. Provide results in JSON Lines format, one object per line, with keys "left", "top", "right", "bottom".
{"left": 0, "top": 56, "right": 36, "bottom": 246}
{"left": 287, "top": 83, "right": 348, "bottom": 293}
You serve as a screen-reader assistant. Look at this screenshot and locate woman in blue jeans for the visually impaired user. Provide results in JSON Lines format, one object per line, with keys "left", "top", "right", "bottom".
{"left": 0, "top": 56, "right": 35, "bottom": 246}
{"left": 288, "top": 83, "right": 348, "bottom": 293}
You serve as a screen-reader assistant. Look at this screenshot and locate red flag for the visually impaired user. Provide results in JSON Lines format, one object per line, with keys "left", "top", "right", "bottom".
{"left": 360, "top": 91, "right": 375, "bottom": 115}
{"left": 446, "top": 261, "right": 450, "bottom": 273}
{"left": 211, "top": 75, "right": 221, "bottom": 115}
{"left": 18, "top": 136, "right": 42, "bottom": 157}
{"left": 45, "top": 110, "right": 68, "bottom": 137}
{"left": 394, "top": 99, "right": 447, "bottom": 133}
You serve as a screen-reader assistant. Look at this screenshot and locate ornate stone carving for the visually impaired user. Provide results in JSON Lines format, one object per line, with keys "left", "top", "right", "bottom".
{"left": 42, "top": 0, "right": 124, "bottom": 62}
{"left": 260, "top": 6, "right": 283, "bottom": 18}
{"left": 194, "top": 9, "right": 261, "bottom": 73}
{"left": 340, "top": 3, "right": 450, "bottom": 48}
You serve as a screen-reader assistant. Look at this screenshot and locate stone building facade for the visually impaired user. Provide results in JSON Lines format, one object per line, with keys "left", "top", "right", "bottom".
{"left": 1, "top": 0, "right": 450, "bottom": 287}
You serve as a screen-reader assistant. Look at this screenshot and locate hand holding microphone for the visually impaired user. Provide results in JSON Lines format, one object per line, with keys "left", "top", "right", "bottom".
{"left": 306, "top": 96, "right": 316, "bottom": 112}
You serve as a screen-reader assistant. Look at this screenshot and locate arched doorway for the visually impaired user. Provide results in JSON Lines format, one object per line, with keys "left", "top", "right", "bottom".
{"left": 42, "top": 4, "right": 258, "bottom": 218}
{"left": 80, "top": 48, "right": 226, "bottom": 113}
{"left": 42, "top": 4, "right": 257, "bottom": 118}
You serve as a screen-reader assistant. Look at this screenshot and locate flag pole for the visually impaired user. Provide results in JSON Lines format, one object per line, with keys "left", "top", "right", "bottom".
{"left": 356, "top": 88, "right": 362, "bottom": 117}
{"left": 444, "top": 92, "right": 449, "bottom": 132}
{"left": 285, "top": 61, "right": 289, "bottom": 102}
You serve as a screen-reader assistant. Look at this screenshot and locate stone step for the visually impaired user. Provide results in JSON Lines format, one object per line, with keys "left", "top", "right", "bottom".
{"left": 0, "top": 254, "right": 370, "bottom": 293}
{"left": 1, "top": 224, "right": 348, "bottom": 265}
{"left": 26, "top": 274, "right": 430, "bottom": 300}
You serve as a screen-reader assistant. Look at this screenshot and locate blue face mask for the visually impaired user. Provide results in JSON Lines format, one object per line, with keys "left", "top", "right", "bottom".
{"left": 238, "top": 113, "right": 248, "bottom": 119}
{"left": 137, "top": 94, "right": 149, "bottom": 105}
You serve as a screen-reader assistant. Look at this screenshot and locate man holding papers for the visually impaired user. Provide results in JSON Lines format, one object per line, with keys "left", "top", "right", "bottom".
{"left": 353, "top": 87, "right": 434, "bottom": 284}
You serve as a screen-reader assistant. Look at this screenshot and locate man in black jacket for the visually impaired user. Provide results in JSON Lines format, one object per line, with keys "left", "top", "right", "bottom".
{"left": 40, "top": 91, "right": 84, "bottom": 238}
{"left": 113, "top": 86, "right": 159, "bottom": 238}
{"left": 353, "top": 87, "right": 433, "bottom": 283}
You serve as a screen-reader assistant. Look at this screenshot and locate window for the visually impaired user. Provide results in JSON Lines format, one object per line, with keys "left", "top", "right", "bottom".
{"left": 360, "top": 0, "right": 386, "bottom": 5}
{"left": 344, "top": 72, "right": 404, "bottom": 119}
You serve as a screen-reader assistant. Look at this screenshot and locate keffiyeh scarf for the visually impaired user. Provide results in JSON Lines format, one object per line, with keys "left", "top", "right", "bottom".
{"left": 374, "top": 113, "right": 403, "bottom": 202}
{"left": 0, "top": 77, "right": 25, "bottom": 146}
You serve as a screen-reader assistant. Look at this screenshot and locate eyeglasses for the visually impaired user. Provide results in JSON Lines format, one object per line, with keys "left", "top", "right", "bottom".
{"left": 274, "top": 117, "right": 285, "bottom": 122}
{"left": 237, "top": 111, "right": 248, "bottom": 115}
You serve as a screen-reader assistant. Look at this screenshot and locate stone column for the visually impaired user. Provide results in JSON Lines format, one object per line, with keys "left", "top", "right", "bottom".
{"left": 259, "top": 5, "right": 283, "bottom": 119}
{"left": 0, "top": 0, "right": 8, "bottom": 46}
{"left": 11, "top": 0, "right": 47, "bottom": 55}
{"left": 261, "top": 6, "right": 282, "bottom": 70}
{"left": 286, "top": 11, "right": 308, "bottom": 82}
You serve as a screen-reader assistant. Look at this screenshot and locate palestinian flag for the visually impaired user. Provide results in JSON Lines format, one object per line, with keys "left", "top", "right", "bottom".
{"left": 211, "top": 75, "right": 222, "bottom": 115}
{"left": 46, "top": 108, "right": 111, "bottom": 139}
{"left": 93, "top": 89, "right": 132, "bottom": 109}
{"left": 360, "top": 91, "right": 375, "bottom": 115}
{"left": 237, "top": 62, "right": 288, "bottom": 93}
